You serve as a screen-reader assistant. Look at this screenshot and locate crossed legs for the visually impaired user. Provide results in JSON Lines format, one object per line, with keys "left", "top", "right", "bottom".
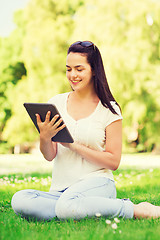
{"left": 11, "top": 177, "right": 160, "bottom": 221}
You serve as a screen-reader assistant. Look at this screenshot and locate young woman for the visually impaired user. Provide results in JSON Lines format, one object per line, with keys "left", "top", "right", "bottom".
{"left": 11, "top": 41, "right": 160, "bottom": 221}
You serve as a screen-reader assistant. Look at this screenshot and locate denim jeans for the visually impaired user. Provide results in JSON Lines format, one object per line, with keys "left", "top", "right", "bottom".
{"left": 11, "top": 177, "right": 134, "bottom": 221}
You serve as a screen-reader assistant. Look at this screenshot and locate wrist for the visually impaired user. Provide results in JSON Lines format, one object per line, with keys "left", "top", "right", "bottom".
{"left": 70, "top": 142, "right": 79, "bottom": 152}
{"left": 40, "top": 135, "right": 52, "bottom": 144}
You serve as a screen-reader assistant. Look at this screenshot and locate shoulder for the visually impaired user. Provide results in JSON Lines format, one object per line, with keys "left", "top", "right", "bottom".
{"left": 99, "top": 101, "right": 121, "bottom": 115}
{"left": 99, "top": 101, "right": 122, "bottom": 127}
{"left": 48, "top": 92, "right": 70, "bottom": 104}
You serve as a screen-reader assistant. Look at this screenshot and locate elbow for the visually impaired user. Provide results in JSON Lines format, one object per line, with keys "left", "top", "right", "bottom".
{"left": 110, "top": 157, "right": 121, "bottom": 171}
{"left": 112, "top": 164, "right": 119, "bottom": 171}
{"left": 43, "top": 154, "right": 56, "bottom": 162}
{"left": 103, "top": 150, "right": 121, "bottom": 171}
{"left": 46, "top": 157, "right": 54, "bottom": 162}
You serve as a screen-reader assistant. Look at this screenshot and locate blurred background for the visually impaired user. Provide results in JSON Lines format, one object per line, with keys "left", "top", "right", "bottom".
{"left": 0, "top": 0, "right": 160, "bottom": 155}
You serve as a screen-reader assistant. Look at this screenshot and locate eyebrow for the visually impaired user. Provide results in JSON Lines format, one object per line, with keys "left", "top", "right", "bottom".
{"left": 66, "top": 65, "right": 84, "bottom": 68}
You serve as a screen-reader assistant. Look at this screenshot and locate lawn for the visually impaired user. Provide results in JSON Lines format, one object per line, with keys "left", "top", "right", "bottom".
{"left": 0, "top": 154, "right": 160, "bottom": 240}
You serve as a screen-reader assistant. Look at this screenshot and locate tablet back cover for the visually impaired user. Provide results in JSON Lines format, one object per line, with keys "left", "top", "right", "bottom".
{"left": 24, "top": 103, "right": 74, "bottom": 143}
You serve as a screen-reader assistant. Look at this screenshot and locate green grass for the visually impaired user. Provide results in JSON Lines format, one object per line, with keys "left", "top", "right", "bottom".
{"left": 1, "top": 166, "right": 160, "bottom": 239}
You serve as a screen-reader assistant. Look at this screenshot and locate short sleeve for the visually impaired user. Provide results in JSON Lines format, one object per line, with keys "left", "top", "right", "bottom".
{"left": 105, "top": 102, "right": 123, "bottom": 127}
{"left": 47, "top": 93, "right": 68, "bottom": 108}
{"left": 47, "top": 92, "right": 69, "bottom": 115}
{"left": 48, "top": 95, "right": 59, "bottom": 105}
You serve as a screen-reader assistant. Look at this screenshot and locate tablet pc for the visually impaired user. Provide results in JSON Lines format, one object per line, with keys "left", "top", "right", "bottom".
{"left": 24, "top": 103, "right": 74, "bottom": 143}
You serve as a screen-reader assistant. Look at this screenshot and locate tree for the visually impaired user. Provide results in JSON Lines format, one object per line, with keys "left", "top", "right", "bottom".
{"left": 0, "top": 9, "right": 27, "bottom": 153}
{"left": 2, "top": 0, "right": 85, "bottom": 149}
{"left": 70, "top": 0, "right": 160, "bottom": 152}
{"left": 2, "top": 0, "right": 160, "bottom": 152}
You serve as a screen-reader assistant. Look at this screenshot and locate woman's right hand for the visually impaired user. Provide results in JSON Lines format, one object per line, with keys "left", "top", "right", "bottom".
{"left": 36, "top": 111, "right": 66, "bottom": 141}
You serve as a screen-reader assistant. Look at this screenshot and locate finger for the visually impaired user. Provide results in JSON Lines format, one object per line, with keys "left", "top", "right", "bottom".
{"left": 56, "top": 123, "right": 66, "bottom": 132}
{"left": 35, "top": 114, "right": 41, "bottom": 124}
{"left": 52, "top": 117, "right": 63, "bottom": 128}
{"left": 45, "top": 111, "right": 51, "bottom": 123}
{"left": 50, "top": 114, "right": 60, "bottom": 125}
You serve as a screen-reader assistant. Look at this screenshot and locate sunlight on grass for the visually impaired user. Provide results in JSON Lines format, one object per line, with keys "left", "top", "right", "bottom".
{"left": 0, "top": 154, "right": 52, "bottom": 175}
{"left": 1, "top": 154, "right": 160, "bottom": 240}
{"left": 0, "top": 175, "right": 52, "bottom": 190}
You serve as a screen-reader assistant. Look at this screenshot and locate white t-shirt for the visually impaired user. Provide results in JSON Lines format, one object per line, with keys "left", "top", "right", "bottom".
{"left": 48, "top": 92, "right": 122, "bottom": 192}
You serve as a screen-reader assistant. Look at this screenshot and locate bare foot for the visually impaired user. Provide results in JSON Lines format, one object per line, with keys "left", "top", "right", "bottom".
{"left": 134, "top": 202, "right": 160, "bottom": 219}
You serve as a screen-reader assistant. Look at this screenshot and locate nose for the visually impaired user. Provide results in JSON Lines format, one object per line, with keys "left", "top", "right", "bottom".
{"left": 70, "top": 70, "right": 78, "bottom": 79}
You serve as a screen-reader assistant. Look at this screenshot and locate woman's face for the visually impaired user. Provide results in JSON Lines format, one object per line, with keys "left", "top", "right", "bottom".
{"left": 66, "top": 52, "right": 94, "bottom": 92}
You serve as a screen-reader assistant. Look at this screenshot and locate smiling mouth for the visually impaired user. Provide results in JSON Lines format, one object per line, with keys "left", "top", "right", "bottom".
{"left": 71, "top": 80, "right": 82, "bottom": 83}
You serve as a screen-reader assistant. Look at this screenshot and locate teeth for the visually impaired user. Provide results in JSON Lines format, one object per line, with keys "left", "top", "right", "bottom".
{"left": 72, "top": 80, "right": 80, "bottom": 83}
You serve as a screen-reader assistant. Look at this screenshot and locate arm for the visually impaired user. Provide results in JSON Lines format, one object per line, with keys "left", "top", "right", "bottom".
{"left": 39, "top": 137, "right": 57, "bottom": 162}
{"left": 36, "top": 111, "right": 66, "bottom": 161}
{"left": 61, "top": 120, "right": 122, "bottom": 170}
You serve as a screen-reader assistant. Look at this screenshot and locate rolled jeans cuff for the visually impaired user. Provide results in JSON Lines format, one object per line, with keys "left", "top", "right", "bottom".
{"left": 123, "top": 199, "right": 134, "bottom": 219}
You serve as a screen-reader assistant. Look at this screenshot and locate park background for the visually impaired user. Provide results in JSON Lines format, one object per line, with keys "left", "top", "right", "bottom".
{"left": 1, "top": 1, "right": 160, "bottom": 240}
{"left": 0, "top": 0, "right": 160, "bottom": 155}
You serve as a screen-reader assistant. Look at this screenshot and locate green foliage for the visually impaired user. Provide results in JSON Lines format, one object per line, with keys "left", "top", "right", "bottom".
{"left": 0, "top": 0, "right": 160, "bottom": 152}
{"left": 0, "top": 14, "right": 26, "bottom": 139}
{"left": 1, "top": 0, "right": 84, "bottom": 147}
{"left": 3, "top": 62, "right": 26, "bottom": 84}
{"left": 71, "top": 0, "right": 160, "bottom": 152}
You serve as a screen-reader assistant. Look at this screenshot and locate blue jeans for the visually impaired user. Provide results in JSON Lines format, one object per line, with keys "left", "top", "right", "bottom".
{"left": 11, "top": 177, "right": 134, "bottom": 221}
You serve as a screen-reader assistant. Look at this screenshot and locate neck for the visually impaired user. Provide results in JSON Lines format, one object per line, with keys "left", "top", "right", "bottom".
{"left": 72, "top": 88, "right": 98, "bottom": 102}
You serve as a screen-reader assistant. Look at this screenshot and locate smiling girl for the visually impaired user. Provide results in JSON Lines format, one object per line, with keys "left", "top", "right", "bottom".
{"left": 11, "top": 41, "right": 160, "bottom": 221}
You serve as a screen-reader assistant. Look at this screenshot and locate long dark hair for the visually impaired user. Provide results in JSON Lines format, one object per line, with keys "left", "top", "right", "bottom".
{"left": 67, "top": 41, "right": 120, "bottom": 114}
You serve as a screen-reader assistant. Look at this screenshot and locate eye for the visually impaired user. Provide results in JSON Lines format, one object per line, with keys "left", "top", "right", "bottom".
{"left": 66, "top": 68, "right": 71, "bottom": 72}
{"left": 77, "top": 68, "right": 83, "bottom": 72}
